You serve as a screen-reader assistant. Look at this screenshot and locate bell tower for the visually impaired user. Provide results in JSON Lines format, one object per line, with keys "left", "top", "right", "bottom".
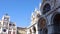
{"left": 2, "top": 13, "right": 10, "bottom": 21}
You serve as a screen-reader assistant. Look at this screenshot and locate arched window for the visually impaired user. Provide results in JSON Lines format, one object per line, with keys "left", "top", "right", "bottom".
{"left": 33, "top": 26, "right": 36, "bottom": 33}
{"left": 37, "top": 14, "right": 40, "bottom": 18}
{"left": 30, "top": 29, "right": 32, "bottom": 34}
{"left": 52, "top": 13, "right": 60, "bottom": 34}
{"left": 43, "top": 3, "right": 51, "bottom": 14}
{"left": 53, "top": 13, "right": 60, "bottom": 26}
{"left": 3, "top": 29, "right": 6, "bottom": 32}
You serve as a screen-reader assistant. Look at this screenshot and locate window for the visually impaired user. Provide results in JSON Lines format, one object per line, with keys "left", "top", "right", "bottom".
{"left": 53, "top": 13, "right": 60, "bottom": 26}
{"left": 3, "top": 29, "right": 6, "bottom": 32}
{"left": 13, "top": 31, "right": 15, "bottom": 34}
{"left": 4, "top": 17, "right": 9, "bottom": 21}
{"left": 3, "top": 22, "right": 8, "bottom": 26}
{"left": 8, "top": 31, "right": 11, "bottom": 34}
{"left": 9, "top": 23, "right": 12, "bottom": 26}
{"left": 43, "top": 3, "right": 51, "bottom": 14}
{"left": 30, "top": 29, "right": 32, "bottom": 34}
{"left": 33, "top": 26, "right": 36, "bottom": 34}
{"left": 13, "top": 24, "right": 15, "bottom": 26}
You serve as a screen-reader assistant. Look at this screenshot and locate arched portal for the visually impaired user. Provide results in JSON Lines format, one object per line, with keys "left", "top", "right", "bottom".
{"left": 52, "top": 13, "right": 60, "bottom": 34}
{"left": 53, "top": 13, "right": 60, "bottom": 26}
{"left": 38, "top": 17, "right": 48, "bottom": 34}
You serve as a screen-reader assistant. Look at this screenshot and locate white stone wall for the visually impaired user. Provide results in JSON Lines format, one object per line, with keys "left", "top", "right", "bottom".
{"left": 27, "top": 23, "right": 39, "bottom": 34}
{"left": 0, "top": 14, "right": 17, "bottom": 34}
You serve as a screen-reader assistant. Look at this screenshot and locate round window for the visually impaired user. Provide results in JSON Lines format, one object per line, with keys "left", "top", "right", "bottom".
{"left": 3, "top": 29, "right": 6, "bottom": 32}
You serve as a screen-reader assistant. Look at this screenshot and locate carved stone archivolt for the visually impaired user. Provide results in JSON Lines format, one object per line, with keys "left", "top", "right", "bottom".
{"left": 38, "top": 17, "right": 47, "bottom": 29}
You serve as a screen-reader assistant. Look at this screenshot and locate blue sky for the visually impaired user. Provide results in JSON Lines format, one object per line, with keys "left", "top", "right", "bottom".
{"left": 0, "top": 0, "right": 42, "bottom": 27}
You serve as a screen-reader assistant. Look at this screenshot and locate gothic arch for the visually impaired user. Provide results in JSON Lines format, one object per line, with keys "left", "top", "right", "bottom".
{"left": 51, "top": 12, "right": 60, "bottom": 33}
{"left": 52, "top": 12, "right": 60, "bottom": 26}
{"left": 43, "top": 3, "right": 51, "bottom": 14}
{"left": 33, "top": 26, "right": 36, "bottom": 33}
{"left": 38, "top": 16, "right": 48, "bottom": 34}
{"left": 40, "top": 1, "right": 52, "bottom": 15}
{"left": 30, "top": 29, "right": 32, "bottom": 34}
{"left": 38, "top": 17, "right": 47, "bottom": 29}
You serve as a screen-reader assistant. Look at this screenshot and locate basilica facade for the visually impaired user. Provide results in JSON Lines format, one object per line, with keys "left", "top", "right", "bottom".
{"left": 27, "top": 0, "right": 60, "bottom": 34}
{"left": 0, "top": 14, "right": 17, "bottom": 34}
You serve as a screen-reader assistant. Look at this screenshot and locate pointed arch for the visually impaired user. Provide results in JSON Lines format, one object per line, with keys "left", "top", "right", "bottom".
{"left": 38, "top": 17, "right": 47, "bottom": 29}
{"left": 30, "top": 29, "right": 32, "bottom": 34}
{"left": 43, "top": 3, "right": 51, "bottom": 14}
{"left": 33, "top": 26, "right": 36, "bottom": 33}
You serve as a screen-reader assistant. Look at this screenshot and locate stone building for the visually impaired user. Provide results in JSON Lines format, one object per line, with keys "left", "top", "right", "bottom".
{"left": 17, "top": 27, "right": 27, "bottom": 34}
{"left": 0, "top": 14, "right": 17, "bottom": 34}
{"left": 27, "top": 0, "right": 60, "bottom": 34}
{"left": 27, "top": 8, "right": 41, "bottom": 34}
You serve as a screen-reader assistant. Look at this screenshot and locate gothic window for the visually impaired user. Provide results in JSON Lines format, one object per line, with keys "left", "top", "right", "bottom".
{"left": 33, "top": 26, "right": 36, "bottom": 33}
{"left": 30, "top": 29, "right": 32, "bottom": 34}
{"left": 43, "top": 3, "right": 51, "bottom": 14}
